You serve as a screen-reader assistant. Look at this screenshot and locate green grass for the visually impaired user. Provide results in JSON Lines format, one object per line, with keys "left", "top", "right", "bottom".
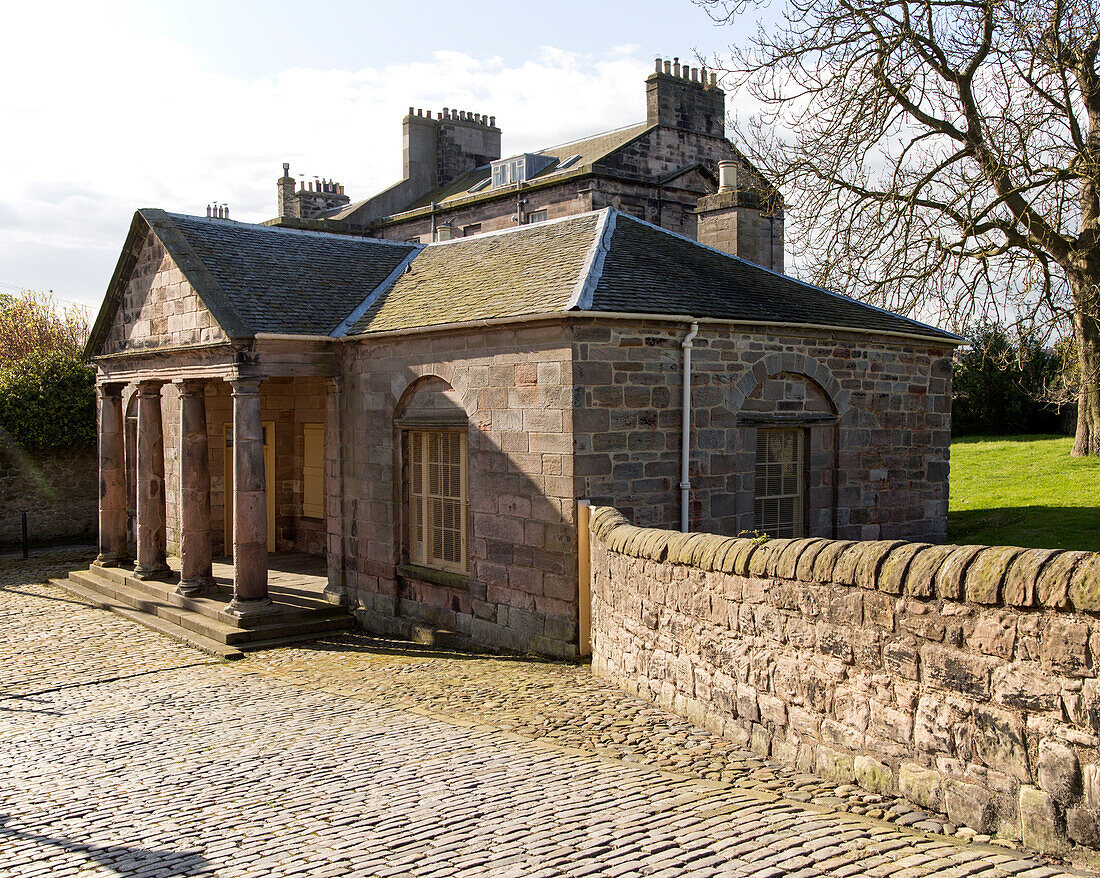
{"left": 948, "top": 434, "right": 1100, "bottom": 551}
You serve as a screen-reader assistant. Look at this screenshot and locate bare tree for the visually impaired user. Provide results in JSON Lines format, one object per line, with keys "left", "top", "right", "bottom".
{"left": 702, "top": 0, "right": 1100, "bottom": 455}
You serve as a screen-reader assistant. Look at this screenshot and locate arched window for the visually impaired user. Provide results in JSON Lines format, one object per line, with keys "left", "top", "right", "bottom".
{"left": 395, "top": 377, "right": 469, "bottom": 576}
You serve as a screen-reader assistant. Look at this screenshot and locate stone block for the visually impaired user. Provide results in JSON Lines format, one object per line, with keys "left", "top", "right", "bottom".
{"left": 920, "top": 643, "right": 993, "bottom": 699}
{"left": 899, "top": 762, "right": 943, "bottom": 811}
{"left": 776, "top": 538, "right": 824, "bottom": 580}
{"left": 1003, "top": 548, "right": 1059, "bottom": 607}
{"left": 884, "top": 637, "right": 920, "bottom": 680}
{"left": 833, "top": 543, "right": 869, "bottom": 587}
{"left": 816, "top": 746, "right": 856, "bottom": 784}
{"left": 1041, "top": 616, "right": 1091, "bottom": 677}
{"left": 973, "top": 704, "right": 1030, "bottom": 782}
{"left": 854, "top": 754, "right": 894, "bottom": 795}
{"left": 991, "top": 665, "right": 1062, "bottom": 713}
{"left": 795, "top": 540, "right": 832, "bottom": 580}
{"left": 968, "top": 611, "right": 1016, "bottom": 659}
{"left": 945, "top": 779, "right": 995, "bottom": 833}
{"left": 1069, "top": 552, "right": 1100, "bottom": 612}
{"left": 1084, "top": 763, "right": 1100, "bottom": 809}
{"left": 757, "top": 693, "right": 787, "bottom": 726}
{"left": 1068, "top": 807, "right": 1100, "bottom": 847}
{"left": 1038, "top": 737, "right": 1081, "bottom": 805}
{"left": 1018, "top": 785, "right": 1070, "bottom": 856}
{"left": 811, "top": 540, "right": 857, "bottom": 583}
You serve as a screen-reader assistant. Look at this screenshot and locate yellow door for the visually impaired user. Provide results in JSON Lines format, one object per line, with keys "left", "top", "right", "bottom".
{"left": 224, "top": 422, "right": 275, "bottom": 555}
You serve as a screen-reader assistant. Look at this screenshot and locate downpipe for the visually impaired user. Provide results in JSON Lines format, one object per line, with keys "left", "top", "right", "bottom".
{"left": 680, "top": 321, "right": 699, "bottom": 532}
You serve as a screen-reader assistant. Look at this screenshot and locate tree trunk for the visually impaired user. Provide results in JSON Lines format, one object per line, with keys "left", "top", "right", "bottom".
{"left": 1070, "top": 276, "right": 1100, "bottom": 456}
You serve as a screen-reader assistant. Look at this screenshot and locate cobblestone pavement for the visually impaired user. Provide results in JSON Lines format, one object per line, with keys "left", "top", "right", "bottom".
{"left": 0, "top": 549, "right": 1085, "bottom": 877}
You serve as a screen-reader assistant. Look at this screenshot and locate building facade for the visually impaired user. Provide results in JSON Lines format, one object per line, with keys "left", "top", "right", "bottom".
{"left": 267, "top": 57, "right": 784, "bottom": 272}
{"left": 85, "top": 209, "right": 958, "bottom": 658}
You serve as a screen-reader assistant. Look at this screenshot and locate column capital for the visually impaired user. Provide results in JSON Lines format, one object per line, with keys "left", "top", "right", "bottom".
{"left": 229, "top": 376, "right": 266, "bottom": 396}
{"left": 136, "top": 379, "right": 164, "bottom": 397}
{"left": 325, "top": 375, "right": 343, "bottom": 395}
{"left": 175, "top": 378, "right": 209, "bottom": 398}
{"left": 96, "top": 381, "right": 127, "bottom": 398}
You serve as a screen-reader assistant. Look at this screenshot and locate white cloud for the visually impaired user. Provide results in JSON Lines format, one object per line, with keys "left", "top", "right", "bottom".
{"left": 1, "top": 7, "right": 753, "bottom": 309}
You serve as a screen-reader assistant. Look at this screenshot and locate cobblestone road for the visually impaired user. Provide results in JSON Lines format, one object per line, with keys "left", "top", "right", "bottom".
{"left": 0, "top": 548, "right": 1084, "bottom": 877}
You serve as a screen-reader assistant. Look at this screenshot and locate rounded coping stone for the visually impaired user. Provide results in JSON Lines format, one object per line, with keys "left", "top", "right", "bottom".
{"left": 662, "top": 531, "right": 695, "bottom": 562}
{"left": 934, "top": 544, "right": 988, "bottom": 601}
{"left": 1038, "top": 550, "right": 1091, "bottom": 609}
{"left": 963, "top": 545, "right": 1026, "bottom": 605}
{"left": 812, "top": 540, "right": 858, "bottom": 583}
{"left": 905, "top": 544, "right": 958, "bottom": 597}
{"left": 764, "top": 538, "right": 800, "bottom": 577}
{"left": 1003, "top": 548, "right": 1061, "bottom": 607}
{"left": 795, "top": 539, "right": 834, "bottom": 581}
{"left": 854, "top": 540, "right": 907, "bottom": 591}
{"left": 777, "top": 538, "right": 828, "bottom": 580}
{"left": 727, "top": 540, "right": 761, "bottom": 576}
{"left": 833, "top": 542, "right": 872, "bottom": 587}
{"left": 877, "top": 542, "right": 933, "bottom": 595}
{"left": 676, "top": 533, "right": 710, "bottom": 565}
{"left": 640, "top": 530, "right": 672, "bottom": 562}
{"left": 1068, "top": 552, "right": 1100, "bottom": 612}
{"left": 710, "top": 537, "right": 742, "bottom": 573}
{"left": 748, "top": 539, "right": 791, "bottom": 578}
{"left": 693, "top": 534, "right": 728, "bottom": 569}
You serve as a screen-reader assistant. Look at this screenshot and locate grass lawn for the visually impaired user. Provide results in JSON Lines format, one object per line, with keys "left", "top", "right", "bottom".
{"left": 948, "top": 434, "right": 1100, "bottom": 552}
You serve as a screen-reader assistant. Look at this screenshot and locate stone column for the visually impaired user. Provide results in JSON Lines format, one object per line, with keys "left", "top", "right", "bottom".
{"left": 226, "top": 377, "right": 274, "bottom": 618}
{"left": 323, "top": 376, "right": 346, "bottom": 604}
{"left": 133, "top": 381, "right": 169, "bottom": 579}
{"left": 177, "top": 379, "right": 214, "bottom": 596}
{"left": 95, "top": 383, "right": 128, "bottom": 567}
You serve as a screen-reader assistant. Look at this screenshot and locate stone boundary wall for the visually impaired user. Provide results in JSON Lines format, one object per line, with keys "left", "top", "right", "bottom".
{"left": 0, "top": 447, "right": 97, "bottom": 548}
{"left": 588, "top": 506, "right": 1100, "bottom": 860}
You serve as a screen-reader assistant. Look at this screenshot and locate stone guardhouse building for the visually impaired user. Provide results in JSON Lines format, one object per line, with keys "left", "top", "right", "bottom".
{"left": 84, "top": 207, "right": 960, "bottom": 658}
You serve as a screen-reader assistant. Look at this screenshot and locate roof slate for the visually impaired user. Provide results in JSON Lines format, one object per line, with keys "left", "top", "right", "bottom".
{"left": 590, "top": 214, "right": 958, "bottom": 342}
{"left": 348, "top": 214, "right": 602, "bottom": 335}
{"left": 158, "top": 212, "right": 417, "bottom": 336}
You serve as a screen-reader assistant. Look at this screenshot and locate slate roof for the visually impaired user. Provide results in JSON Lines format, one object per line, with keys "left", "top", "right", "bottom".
{"left": 370, "top": 122, "right": 654, "bottom": 214}
{"left": 89, "top": 207, "right": 959, "bottom": 358}
{"left": 345, "top": 214, "right": 602, "bottom": 335}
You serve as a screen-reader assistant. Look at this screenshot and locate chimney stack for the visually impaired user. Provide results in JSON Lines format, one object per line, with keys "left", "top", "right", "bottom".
{"left": 648, "top": 54, "right": 726, "bottom": 138}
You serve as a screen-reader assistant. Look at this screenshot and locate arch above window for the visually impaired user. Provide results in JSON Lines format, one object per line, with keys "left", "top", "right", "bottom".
{"left": 395, "top": 376, "right": 468, "bottom": 429}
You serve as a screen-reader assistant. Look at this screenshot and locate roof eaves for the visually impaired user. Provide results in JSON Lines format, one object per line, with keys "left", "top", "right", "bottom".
{"left": 613, "top": 212, "right": 963, "bottom": 344}
{"left": 141, "top": 210, "right": 254, "bottom": 340}
{"left": 567, "top": 208, "right": 617, "bottom": 311}
{"left": 331, "top": 245, "right": 424, "bottom": 337}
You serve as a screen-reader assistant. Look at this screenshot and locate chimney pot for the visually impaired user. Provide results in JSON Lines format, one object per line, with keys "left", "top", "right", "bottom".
{"left": 282, "top": 161, "right": 290, "bottom": 176}
{"left": 710, "top": 72, "right": 717, "bottom": 87}
{"left": 691, "top": 67, "right": 698, "bottom": 82}
{"left": 206, "top": 204, "right": 212, "bottom": 217}
{"left": 664, "top": 60, "right": 672, "bottom": 75}
{"left": 443, "top": 107, "right": 449, "bottom": 119}
{"left": 490, "top": 115, "right": 496, "bottom": 127}
{"left": 655, "top": 56, "right": 663, "bottom": 73}
{"left": 673, "top": 57, "right": 680, "bottom": 77}
{"left": 408, "top": 106, "right": 414, "bottom": 116}
{"left": 718, "top": 160, "right": 738, "bottom": 193}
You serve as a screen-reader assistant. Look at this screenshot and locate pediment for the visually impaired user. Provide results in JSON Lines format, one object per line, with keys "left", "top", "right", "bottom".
{"left": 94, "top": 225, "right": 227, "bottom": 357}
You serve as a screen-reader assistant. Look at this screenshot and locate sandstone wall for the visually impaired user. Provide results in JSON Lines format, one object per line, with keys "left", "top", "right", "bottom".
{"left": 573, "top": 320, "right": 952, "bottom": 543}
{"left": 0, "top": 446, "right": 97, "bottom": 547}
{"left": 589, "top": 506, "right": 1100, "bottom": 859}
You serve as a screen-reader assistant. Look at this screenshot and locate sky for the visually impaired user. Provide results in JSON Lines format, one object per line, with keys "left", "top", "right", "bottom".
{"left": 0, "top": 0, "right": 769, "bottom": 313}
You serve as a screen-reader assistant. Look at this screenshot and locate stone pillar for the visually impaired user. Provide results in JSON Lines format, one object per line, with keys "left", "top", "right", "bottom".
{"left": 323, "top": 376, "right": 346, "bottom": 604}
{"left": 95, "top": 383, "right": 128, "bottom": 566}
{"left": 133, "top": 381, "right": 169, "bottom": 579}
{"left": 177, "top": 380, "right": 214, "bottom": 596}
{"left": 226, "top": 377, "right": 274, "bottom": 618}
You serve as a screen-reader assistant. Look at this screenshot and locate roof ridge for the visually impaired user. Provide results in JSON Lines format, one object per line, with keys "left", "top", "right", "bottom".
{"left": 535, "top": 120, "right": 650, "bottom": 155}
{"left": 331, "top": 246, "right": 424, "bottom": 338}
{"left": 424, "top": 208, "right": 606, "bottom": 247}
{"left": 568, "top": 209, "right": 617, "bottom": 311}
{"left": 611, "top": 212, "right": 962, "bottom": 342}
{"left": 165, "top": 211, "right": 414, "bottom": 248}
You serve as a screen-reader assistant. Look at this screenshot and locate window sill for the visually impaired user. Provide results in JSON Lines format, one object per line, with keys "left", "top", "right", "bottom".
{"left": 397, "top": 563, "right": 470, "bottom": 590}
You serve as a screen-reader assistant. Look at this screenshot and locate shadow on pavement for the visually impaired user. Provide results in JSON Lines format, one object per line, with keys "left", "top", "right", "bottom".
{"left": 0, "top": 815, "right": 212, "bottom": 876}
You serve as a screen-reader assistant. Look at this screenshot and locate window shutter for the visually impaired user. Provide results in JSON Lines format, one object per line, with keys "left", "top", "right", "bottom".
{"left": 302, "top": 424, "right": 325, "bottom": 519}
{"left": 754, "top": 428, "right": 804, "bottom": 538}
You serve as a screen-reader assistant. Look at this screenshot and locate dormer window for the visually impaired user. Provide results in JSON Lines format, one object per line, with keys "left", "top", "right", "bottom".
{"left": 490, "top": 153, "right": 556, "bottom": 188}
{"left": 558, "top": 154, "right": 581, "bottom": 170}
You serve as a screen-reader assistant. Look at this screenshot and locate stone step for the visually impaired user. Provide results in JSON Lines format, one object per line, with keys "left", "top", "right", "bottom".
{"left": 80, "top": 564, "right": 348, "bottom": 627}
{"left": 60, "top": 566, "right": 355, "bottom": 654}
{"left": 52, "top": 576, "right": 244, "bottom": 660}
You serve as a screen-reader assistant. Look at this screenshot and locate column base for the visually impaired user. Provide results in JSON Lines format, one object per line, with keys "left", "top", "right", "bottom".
{"left": 94, "top": 554, "right": 126, "bottom": 568}
{"left": 322, "top": 582, "right": 348, "bottom": 606}
{"left": 133, "top": 563, "right": 171, "bottom": 580}
{"left": 225, "top": 596, "right": 279, "bottom": 620}
{"left": 176, "top": 577, "right": 217, "bottom": 597}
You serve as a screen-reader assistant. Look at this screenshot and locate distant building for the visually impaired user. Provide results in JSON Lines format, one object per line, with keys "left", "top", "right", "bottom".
{"left": 267, "top": 56, "right": 784, "bottom": 272}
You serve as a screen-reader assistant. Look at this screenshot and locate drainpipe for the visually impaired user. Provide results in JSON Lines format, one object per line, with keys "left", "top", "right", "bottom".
{"left": 680, "top": 321, "right": 699, "bottom": 532}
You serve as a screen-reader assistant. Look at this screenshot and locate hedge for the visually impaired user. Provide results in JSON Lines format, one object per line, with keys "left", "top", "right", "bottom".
{"left": 0, "top": 351, "right": 96, "bottom": 451}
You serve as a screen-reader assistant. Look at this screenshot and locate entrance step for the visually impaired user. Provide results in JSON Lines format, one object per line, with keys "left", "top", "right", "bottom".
{"left": 53, "top": 561, "right": 355, "bottom": 658}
